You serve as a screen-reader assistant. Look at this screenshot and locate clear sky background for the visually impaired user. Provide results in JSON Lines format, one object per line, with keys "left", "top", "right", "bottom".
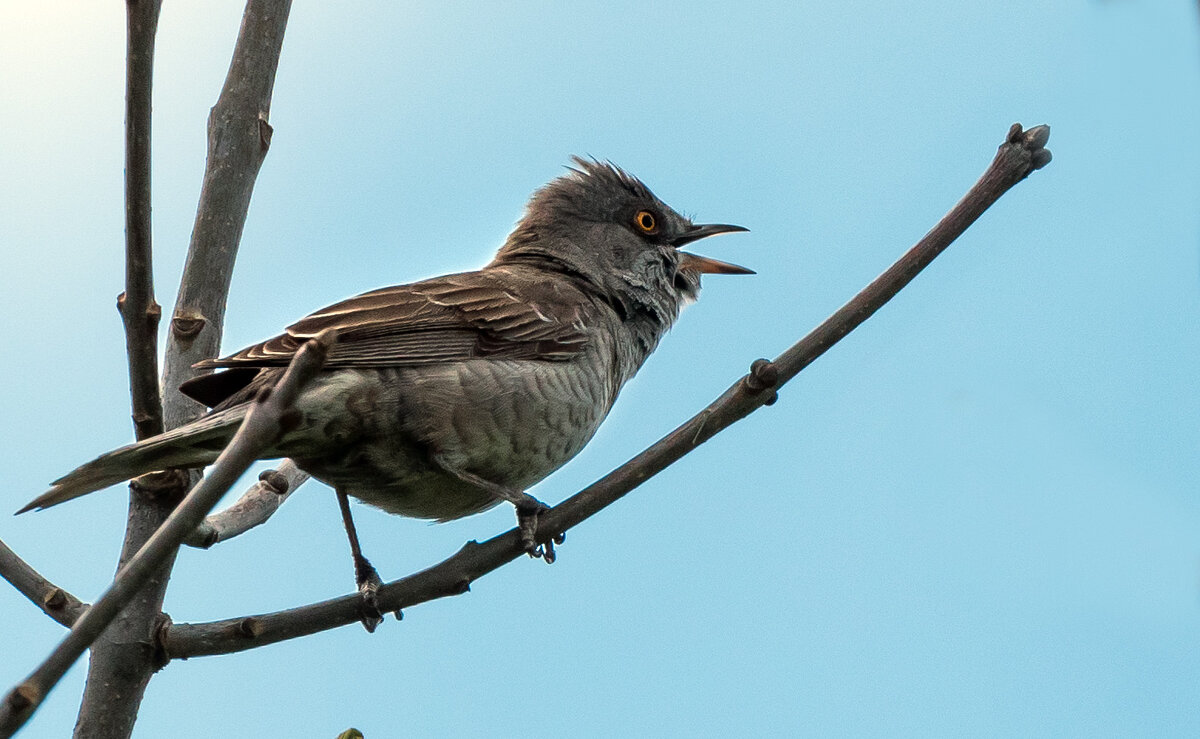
{"left": 2, "top": 2, "right": 1198, "bottom": 737}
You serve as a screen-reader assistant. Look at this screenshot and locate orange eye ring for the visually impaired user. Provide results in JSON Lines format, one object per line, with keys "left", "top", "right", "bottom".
{"left": 634, "top": 210, "right": 657, "bottom": 234}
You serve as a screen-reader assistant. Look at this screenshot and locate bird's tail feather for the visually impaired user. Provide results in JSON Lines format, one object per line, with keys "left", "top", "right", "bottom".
{"left": 18, "top": 406, "right": 249, "bottom": 514}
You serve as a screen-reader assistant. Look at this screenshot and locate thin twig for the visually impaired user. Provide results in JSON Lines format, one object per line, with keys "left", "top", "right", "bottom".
{"left": 184, "top": 460, "right": 310, "bottom": 548}
{"left": 74, "top": 4, "right": 173, "bottom": 737}
{"left": 0, "top": 331, "right": 334, "bottom": 738}
{"left": 118, "top": 0, "right": 164, "bottom": 443}
{"left": 159, "top": 123, "right": 1052, "bottom": 660}
{"left": 0, "top": 538, "right": 88, "bottom": 628}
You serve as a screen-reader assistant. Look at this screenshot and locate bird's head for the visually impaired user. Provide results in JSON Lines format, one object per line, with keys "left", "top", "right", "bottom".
{"left": 494, "top": 158, "right": 751, "bottom": 320}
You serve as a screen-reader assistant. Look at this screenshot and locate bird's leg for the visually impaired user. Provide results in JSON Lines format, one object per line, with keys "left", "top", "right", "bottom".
{"left": 433, "top": 459, "right": 557, "bottom": 561}
{"left": 336, "top": 488, "right": 384, "bottom": 632}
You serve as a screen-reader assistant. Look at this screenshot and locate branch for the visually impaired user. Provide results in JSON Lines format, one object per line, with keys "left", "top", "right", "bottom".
{"left": 161, "top": 0, "right": 293, "bottom": 432}
{"left": 159, "top": 123, "right": 1052, "bottom": 660}
{"left": 0, "top": 538, "right": 87, "bottom": 628}
{"left": 117, "top": 0, "right": 164, "bottom": 443}
{"left": 183, "top": 460, "right": 310, "bottom": 549}
{"left": 0, "top": 332, "right": 334, "bottom": 738}
{"left": 73, "top": 4, "right": 174, "bottom": 737}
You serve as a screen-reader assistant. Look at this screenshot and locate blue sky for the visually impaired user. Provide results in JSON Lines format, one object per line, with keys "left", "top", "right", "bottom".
{"left": 3, "top": 2, "right": 1199, "bottom": 736}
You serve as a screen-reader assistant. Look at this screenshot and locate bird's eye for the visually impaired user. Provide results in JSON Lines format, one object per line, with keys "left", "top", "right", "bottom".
{"left": 634, "top": 210, "right": 658, "bottom": 234}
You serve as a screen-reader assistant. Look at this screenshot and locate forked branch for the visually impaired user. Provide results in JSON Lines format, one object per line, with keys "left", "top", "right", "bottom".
{"left": 0, "top": 331, "right": 335, "bottom": 738}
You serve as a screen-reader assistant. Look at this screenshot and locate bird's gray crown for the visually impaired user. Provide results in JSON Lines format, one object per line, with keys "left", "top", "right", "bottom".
{"left": 490, "top": 157, "right": 749, "bottom": 359}
{"left": 528, "top": 157, "right": 663, "bottom": 224}
{"left": 493, "top": 158, "right": 695, "bottom": 316}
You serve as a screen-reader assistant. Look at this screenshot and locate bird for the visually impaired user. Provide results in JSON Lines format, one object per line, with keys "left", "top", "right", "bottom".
{"left": 19, "top": 158, "right": 751, "bottom": 628}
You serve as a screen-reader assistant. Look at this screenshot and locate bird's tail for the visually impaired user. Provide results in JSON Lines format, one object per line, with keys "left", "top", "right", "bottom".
{"left": 17, "top": 406, "right": 250, "bottom": 514}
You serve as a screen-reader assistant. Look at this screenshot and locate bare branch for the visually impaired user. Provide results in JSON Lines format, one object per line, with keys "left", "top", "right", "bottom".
{"left": 0, "top": 538, "right": 87, "bottom": 628}
{"left": 0, "top": 332, "right": 334, "bottom": 738}
{"left": 117, "top": 0, "right": 164, "bottom": 443}
{"left": 73, "top": 3, "right": 174, "bottom": 736}
{"left": 160, "top": 123, "right": 1052, "bottom": 660}
{"left": 72, "top": 2, "right": 294, "bottom": 735}
{"left": 161, "top": 0, "right": 293, "bottom": 432}
{"left": 184, "top": 461, "right": 310, "bottom": 549}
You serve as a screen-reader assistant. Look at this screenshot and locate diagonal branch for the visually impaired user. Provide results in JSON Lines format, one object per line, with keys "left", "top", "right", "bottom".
{"left": 159, "top": 123, "right": 1052, "bottom": 660}
{"left": 0, "top": 332, "right": 335, "bottom": 739}
{"left": 183, "top": 461, "right": 309, "bottom": 549}
{"left": 0, "top": 538, "right": 88, "bottom": 628}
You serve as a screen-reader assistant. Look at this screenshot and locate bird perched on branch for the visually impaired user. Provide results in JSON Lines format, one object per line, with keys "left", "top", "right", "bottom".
{"left": 20, "top": 158, "right": 751, "bottom": 628}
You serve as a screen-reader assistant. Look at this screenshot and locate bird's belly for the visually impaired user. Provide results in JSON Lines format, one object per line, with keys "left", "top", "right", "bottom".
{"left": 401, "top": 358, "right": 615, "bottom": 488}
{"left": 292, "top": 357, "right": 615, "bottom": 522}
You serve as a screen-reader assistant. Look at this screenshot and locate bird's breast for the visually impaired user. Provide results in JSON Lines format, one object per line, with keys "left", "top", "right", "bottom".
{"left": 286, "top": 346, "right": 623, "bottom": 521}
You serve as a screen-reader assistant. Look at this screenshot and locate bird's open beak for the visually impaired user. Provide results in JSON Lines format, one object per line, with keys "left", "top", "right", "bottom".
{"left": 678, "top": 252, "right": 756, "bottom": 275}
{"left": 673, "top": 222, "right": 749, "bottom": 247}
{"left": 674, "top": 223, "right": 753, "bottom": 275}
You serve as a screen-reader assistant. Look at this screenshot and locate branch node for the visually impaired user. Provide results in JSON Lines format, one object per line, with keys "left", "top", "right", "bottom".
{"left": 453, "top": 577, "right": 471, "bottom": 594}
{"left": 258, "top": 468, "right": 290, "bottom": 495}
{"left": 306, "top": 329, "right": 338, "bottom": 359}
{"left": 151, "top": 614, "right": 173, "bottom": 671}
{"left": 237, "top": 617, "right": 264, "bottom": 639}
{"left": 258, "top": 113, "right": 273, "bottom": 152}
{"left": 170, "top": 312, "right": 207, "bottom": 343}
{"left": 742, "top": 358, "right": 779, "bottom": 405}
{"left": 130, "top": 469, "right": 190, "bottom": 506}
{"left": 145, "top": 301, "right": 163, "bottom": 325}
{"left": 191, "top": 523, "right": 220, "bottom": 549}
{"left": 41, "top": 588, "right": 67, "bottom": 611}
{"left": 6, "top": 683, "right": 39, "bottom": 713}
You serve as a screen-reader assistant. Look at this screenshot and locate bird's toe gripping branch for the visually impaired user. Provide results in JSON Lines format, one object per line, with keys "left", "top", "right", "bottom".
{"left": 516, "top": 498, "right": 565, "bottom": 563}
{"left": 353, "top": 556, "right": 385, "bottom": 633}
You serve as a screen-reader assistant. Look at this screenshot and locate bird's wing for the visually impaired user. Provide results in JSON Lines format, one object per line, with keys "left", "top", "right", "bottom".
{"left": 193, "top": 271, "right": 590, "bottom": 371}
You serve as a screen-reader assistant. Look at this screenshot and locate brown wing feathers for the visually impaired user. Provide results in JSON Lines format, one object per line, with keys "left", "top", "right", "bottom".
{"left": 182, "top": 271, "right": 588, "bottom": 407}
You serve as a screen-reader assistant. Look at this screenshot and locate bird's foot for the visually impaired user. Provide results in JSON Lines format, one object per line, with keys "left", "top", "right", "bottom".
{"left": 430, "top": 459, "right": 566, "bottom": 562}
{"left": 516, "top": 499, "right": 565, "bottom": 563}
{"left": 354, "top": 555, "right": 384, "bottom": 633}
{"left": 537, "top": 530, "right": 567, "bottom": 564}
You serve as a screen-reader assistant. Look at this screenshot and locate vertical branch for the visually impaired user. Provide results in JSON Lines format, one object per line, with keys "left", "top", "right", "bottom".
{"left": 161, "top": 0, "right": 293, "bottom": 432}
{"left": 71, "top": 1, "right": 294, "bottom": 737}
{"left": 118, "top": 0, "right": 165, "bottom": 444}
{"left": 70, "top": 2, "right": 170, "bottom": 738}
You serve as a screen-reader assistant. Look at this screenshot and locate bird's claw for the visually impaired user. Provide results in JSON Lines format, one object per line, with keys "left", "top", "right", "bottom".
{"left": 354, "top": 557, "right": 384, "bottom": 633}
{"left": 516, "top": 500, "right": 563, "bottom": 563}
